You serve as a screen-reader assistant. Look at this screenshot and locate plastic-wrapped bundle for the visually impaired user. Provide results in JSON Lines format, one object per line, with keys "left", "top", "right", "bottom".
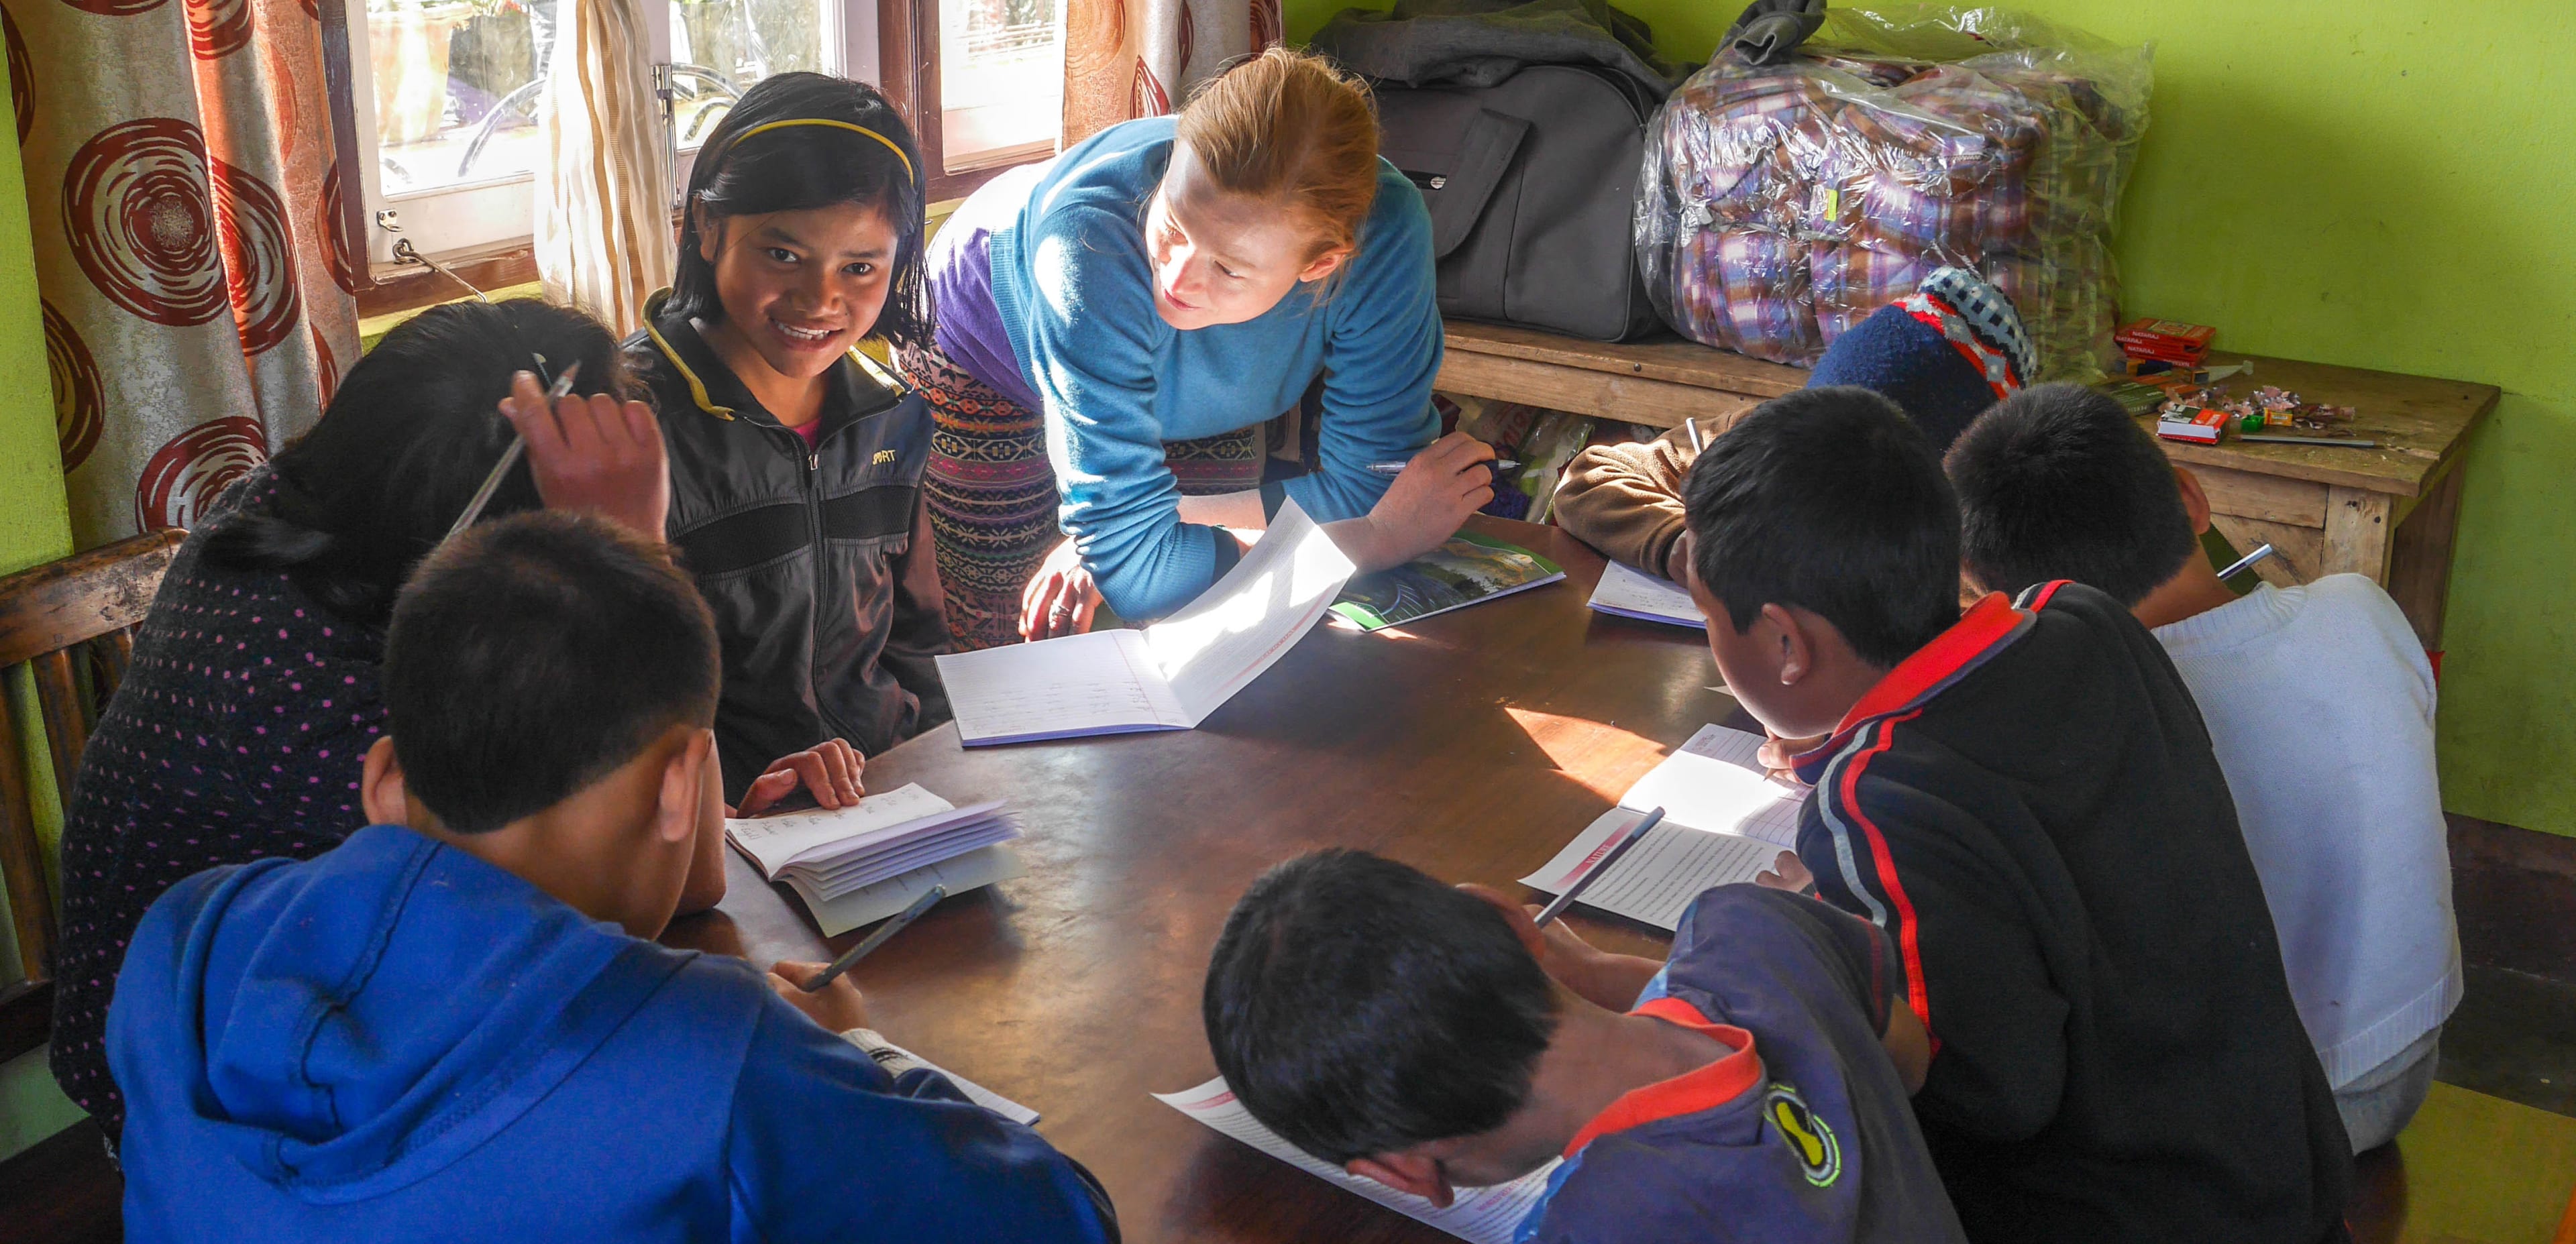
{"left": 1635, "top": 5, "right": 2149, "bottom": 378}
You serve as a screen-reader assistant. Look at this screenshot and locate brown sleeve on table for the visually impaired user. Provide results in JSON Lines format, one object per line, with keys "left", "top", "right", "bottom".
{"left": 1551, "top": 426, "right": 1697, "bottom": 577}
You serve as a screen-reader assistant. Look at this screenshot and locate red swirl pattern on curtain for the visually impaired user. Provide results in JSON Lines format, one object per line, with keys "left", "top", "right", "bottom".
{"left": 1063, "top": 0, "right": 1282, "bottom": 148}
{"left": 7, "top": 0, "right": 358, "bottom": 546}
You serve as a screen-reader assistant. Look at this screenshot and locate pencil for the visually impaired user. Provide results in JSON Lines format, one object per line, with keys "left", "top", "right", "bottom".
{"left": 2216, "top": 543, "right": 2275, "bottom": 581}
{"left": 802, "top": 885, "right": 948, "bottom": 992}
{"left": 446, "top": 361, "right": 580, "bottom": 540}
{"left": 1684, "top": 417, "right": 1705, "bottom": 453}
{"left": 1365, "top": 458, "right": 1520, "bottom": 477}
{"left": 1534, "top": 806, "right": 1666, "bottom": 927}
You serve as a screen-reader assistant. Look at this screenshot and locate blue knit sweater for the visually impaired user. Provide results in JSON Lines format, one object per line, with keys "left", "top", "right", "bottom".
{"left": 980, "top": 117, "right": 1443, "bottom": 618}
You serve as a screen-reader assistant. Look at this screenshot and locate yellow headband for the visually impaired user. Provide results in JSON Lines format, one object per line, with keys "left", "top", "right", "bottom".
{"left": 731, "top": 118, "right": 916, "bottom": 186}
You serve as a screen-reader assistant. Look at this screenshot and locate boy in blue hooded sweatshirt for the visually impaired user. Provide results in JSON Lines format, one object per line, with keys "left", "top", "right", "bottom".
{"left": 107, "top": 511, "right": 1118, "bottom": 1244}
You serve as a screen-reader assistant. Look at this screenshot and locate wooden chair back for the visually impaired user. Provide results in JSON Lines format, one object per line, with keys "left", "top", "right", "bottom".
{"left": 0, "top": 529, "right": 185, "bottom": 1063}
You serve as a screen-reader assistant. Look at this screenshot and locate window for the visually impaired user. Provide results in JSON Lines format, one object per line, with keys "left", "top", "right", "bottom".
{"left": 336, "top": 0, "right": 888, "bottom": 287}
{"left": 877, "top": 0, "right": 1062, "bottom": 201}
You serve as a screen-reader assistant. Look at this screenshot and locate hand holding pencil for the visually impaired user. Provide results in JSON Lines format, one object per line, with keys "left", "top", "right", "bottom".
{"left": 496, "top": 367, "right": 671, "bottom": 540}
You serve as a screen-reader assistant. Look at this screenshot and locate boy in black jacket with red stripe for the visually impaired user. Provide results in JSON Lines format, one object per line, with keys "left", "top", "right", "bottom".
{"left": 1678, "top": 386, "right": 2351, "bottom": 1243}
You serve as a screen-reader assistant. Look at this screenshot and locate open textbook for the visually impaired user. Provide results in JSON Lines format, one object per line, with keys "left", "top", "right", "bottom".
{"left": 936, "top": 499, "right": 1356, "bottom": 746}
{"left": 1156, "top": 1077, "right": 1558, "bottom": 1244}
{"left": 1520, "top": 725, "right": 1806, "bottom": 931}
{"left": 1329, "top": 532, "right": 1563, "bottom": 631}
{"left": 726, "top": 783, "right": 1027, "bottom": 936}
{"left": 1587, "top": 560, "right": 1705, "bottom": 628}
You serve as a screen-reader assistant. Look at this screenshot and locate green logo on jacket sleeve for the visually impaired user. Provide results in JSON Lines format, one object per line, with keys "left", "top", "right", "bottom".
{"left": 1766, "top": 1082, "right": 1843, "bottom": 1187}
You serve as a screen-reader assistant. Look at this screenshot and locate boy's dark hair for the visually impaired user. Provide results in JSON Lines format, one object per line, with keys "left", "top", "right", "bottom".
{"left": 1944, "top": 382, "right": 2202, "bottom": 606}
{"left": 1202, "top": 850, "right": 1557, "bottom": 1165}
{"left": 670, "top": 72, "right": 928, "bottom": 347}
{"left": 203, "top": 298, "right": 637, "bottom": 632}
{"left": 1685, "top": 386, "right": 1962, "bottom": 668}
{"left": 384, "top": 512, "right": 719, "bottom": 835}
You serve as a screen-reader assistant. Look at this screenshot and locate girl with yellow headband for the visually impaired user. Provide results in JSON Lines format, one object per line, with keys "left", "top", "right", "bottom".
{"left": 625, "top": 72, "right": 952, "bottom": 813}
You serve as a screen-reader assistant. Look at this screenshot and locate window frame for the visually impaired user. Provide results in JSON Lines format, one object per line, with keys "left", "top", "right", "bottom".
{"left": 875, "top": 0, "right": 1061, "bottom": 205}
{"left": 327, "top": 0, "right": 904, "bottom": 313}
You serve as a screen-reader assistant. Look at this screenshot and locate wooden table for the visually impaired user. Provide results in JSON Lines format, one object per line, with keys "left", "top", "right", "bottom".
{"left": 1433, "top": 321, "right": 2498, "bottom": 649}
{"left": 664, "top": 518, "right": 1735, "bottom": 1243}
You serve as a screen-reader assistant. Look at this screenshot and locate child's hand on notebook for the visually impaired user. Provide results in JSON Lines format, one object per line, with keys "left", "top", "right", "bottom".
{"left": 1758, "top": 731, "right": 1825, "bottom": 785}
{"left": 729, "top": 739, "right": 867, "bottom": 817}
{"left": 500, "top": 370, "right": 669, "bottom": 540}
{"left": 1460, "top": 884, "right": 1663, "bottom": 1012}
{"left": 1755, "top": 850, "right": 1814, "bottom": 893}
{"left": 766, "top": 960, "right": 871, "bottom": 1033}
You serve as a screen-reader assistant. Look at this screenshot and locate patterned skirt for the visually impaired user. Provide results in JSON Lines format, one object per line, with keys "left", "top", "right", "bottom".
{"left": 900, "top": 340, "right": 1269, "bottom": 651}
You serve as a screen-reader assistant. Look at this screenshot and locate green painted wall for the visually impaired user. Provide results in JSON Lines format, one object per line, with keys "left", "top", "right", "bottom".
{"left": 0, "top": 56, "right": 84, "bottom": 1160}
{"left": 1293, "top": 0, "right": 2576, "bottom": 836}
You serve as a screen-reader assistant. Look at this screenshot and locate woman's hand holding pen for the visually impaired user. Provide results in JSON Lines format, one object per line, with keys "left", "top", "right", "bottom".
{"left": 500, "top": 370, "right": 670, "bottom": 539}
{"left": 1338, "top": 432, "right": 1495, "bottom": 572}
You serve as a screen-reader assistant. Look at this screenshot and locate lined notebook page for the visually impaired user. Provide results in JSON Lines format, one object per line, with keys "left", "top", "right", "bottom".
{"left": 1146, "top": 500, "right": 1355, "bottom": 724}
{"left": 1156, "top": 1078, "right": 1557, "bottom": 1244}
{"left": 1587, "top": 561, "right": 1705, "bottom": 628}
{"left": 938, "top": 630, "right": 1188, "bottom": 744}
{"left": 1520, "top": 726, "right": 1809, "bottom": 931}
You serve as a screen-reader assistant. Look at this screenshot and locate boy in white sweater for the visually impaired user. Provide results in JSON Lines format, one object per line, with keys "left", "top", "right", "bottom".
{"left": 1942, "top": 383, "right": 2461, "bottom": 1151}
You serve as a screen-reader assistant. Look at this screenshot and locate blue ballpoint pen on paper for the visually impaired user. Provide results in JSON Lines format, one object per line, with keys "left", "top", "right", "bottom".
{"left": 1365, "top": 457, "right": 1520, "bottom": 477}
{"left": 1534, "top": 807, "right": 1666, "bottom": 927}
{"left": 802, "top": 885, "right": 949, "bottom": 992}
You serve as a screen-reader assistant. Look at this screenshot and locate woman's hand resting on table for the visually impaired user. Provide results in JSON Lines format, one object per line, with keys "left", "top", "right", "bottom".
{"left": 499, "top": 370, "right": 670, "bottom": 539}
{"left": 727, "top": 738, "right": 867, "bottom": 817}
{"left": 1020, "top": 537, "right": 1104, "bottom": 641}
{"left": 1333, "top": 432, "right": 1497, "bottom": 572}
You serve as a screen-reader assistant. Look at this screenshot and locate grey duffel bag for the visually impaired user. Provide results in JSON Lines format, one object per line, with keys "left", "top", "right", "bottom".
{"left": 1376, "top": 63, "right": 1665, "bottom": 342}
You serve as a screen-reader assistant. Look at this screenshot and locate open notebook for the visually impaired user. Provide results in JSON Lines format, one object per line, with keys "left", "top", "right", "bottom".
{"left": 936, "top": 499, "right": 1356, "bottom": 746}
{"left": 1157, "top": 1077, "right": 1558, "bottom": 1244}
{"left": 1520, "top": 725, "right": 1806, "bottom": 931}
{"left": 1586, "top": 561, "right": 1705, "bottom": 629}
{"left": 726, "top": 783, "right": 1026, "bottom": 936}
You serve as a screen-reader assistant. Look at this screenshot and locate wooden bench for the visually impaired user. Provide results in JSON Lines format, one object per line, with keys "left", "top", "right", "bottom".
{"left": 1436, "top": 321, "right": 2498, "bottom": 651}
{"left": 0, "top": 530, "right": 187, "bottom": 1064}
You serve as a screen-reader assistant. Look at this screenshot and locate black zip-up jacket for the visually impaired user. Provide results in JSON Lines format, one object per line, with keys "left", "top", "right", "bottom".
{"left": 1790, "top": 581, "right": 2351, "bottom": 1244}
{"left": 626, "top": 296, "right": 951, "bottom": 801}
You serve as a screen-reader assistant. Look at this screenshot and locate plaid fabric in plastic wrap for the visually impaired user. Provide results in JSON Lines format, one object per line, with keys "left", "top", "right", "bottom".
{"left": 1636, "top": 6, "right": 2150, "bottom": 379}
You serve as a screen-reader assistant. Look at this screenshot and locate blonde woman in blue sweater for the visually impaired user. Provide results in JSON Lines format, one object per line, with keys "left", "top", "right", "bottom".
{"left": 916, "top": 48, "right": 1494, "bottom": 648}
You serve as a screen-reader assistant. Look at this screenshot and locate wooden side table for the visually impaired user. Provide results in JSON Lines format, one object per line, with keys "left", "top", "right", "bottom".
{"left": 1436, "top": 323, "right": 2498, "bottom": 650}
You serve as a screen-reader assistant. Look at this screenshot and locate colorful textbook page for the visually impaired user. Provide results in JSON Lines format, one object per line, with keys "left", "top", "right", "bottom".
{"left": 1329, "top": 532, "right": 1564, "bottom": 632}
{"left": 935, "top": 499, "right": 1356, "bottom": 745}
{"left": 1586, "top": 560, "right": 1705, "bottom": 629}
{"left": 1156, "top": 1076, "right": 1558, "bottom": 1244}
{"left": 1520, "top": 725, "right": 1807, "bottom": 930}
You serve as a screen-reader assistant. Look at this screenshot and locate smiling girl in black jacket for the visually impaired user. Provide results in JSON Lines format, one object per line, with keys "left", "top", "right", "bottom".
{"left": 626, "top": 74, "right": 951, "bottom": 808}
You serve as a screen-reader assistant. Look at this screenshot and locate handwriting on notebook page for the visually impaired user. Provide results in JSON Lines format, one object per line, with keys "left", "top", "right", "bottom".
{"left": 1155, "top": 1077, "right": 1556, "bottom": 1244}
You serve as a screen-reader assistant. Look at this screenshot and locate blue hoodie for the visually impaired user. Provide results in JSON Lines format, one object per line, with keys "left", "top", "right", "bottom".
{"left": 108, "top": 824, "right": 1118, "bottom": 1243}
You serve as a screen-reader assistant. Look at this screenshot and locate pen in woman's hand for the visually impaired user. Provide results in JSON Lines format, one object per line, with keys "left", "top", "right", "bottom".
{"left": 1366, "top": 457, "right": 1519, "bottom": 477}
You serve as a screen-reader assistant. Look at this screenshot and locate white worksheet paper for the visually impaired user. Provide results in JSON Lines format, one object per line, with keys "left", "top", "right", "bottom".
{"left": 1521, "top": 725, "right": 1807, "bottom": 931}
{"left": 937, "top": 500, "right": 1356, "bottom": 745}
{"left": 877, "top": 1042, "right": 1040, "bottom": 1126}
{"left": 1155, "top": 1077, "right": 1558, "bottom": 1244}
{"left": 1586, "top": 561, "right": 1705, "bottom": 628}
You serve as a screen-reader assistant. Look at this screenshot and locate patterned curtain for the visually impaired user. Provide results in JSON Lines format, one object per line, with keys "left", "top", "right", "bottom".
{"left": 1061, "top": 0, "right": 1282, "bottom": 146}
{"left": 535, "top": 0, "right": 670, "bottom": 334}
{"left": 6, "top": 0, "right": 359, "bottom": 548}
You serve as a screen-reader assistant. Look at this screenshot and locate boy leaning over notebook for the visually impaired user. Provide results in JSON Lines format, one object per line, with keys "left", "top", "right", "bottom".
{"left": 1944, "top": 384, "right": 2460, "bottom": 1153}
{"left": 107, "top": 513, "right": 1118, "bottom": 1244}
{"left": 1681, "top": 387, "right": 2352, "bottom": 1243}
{"left": 1203, "top": 849, "right": 1967, "bottom": 1244}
